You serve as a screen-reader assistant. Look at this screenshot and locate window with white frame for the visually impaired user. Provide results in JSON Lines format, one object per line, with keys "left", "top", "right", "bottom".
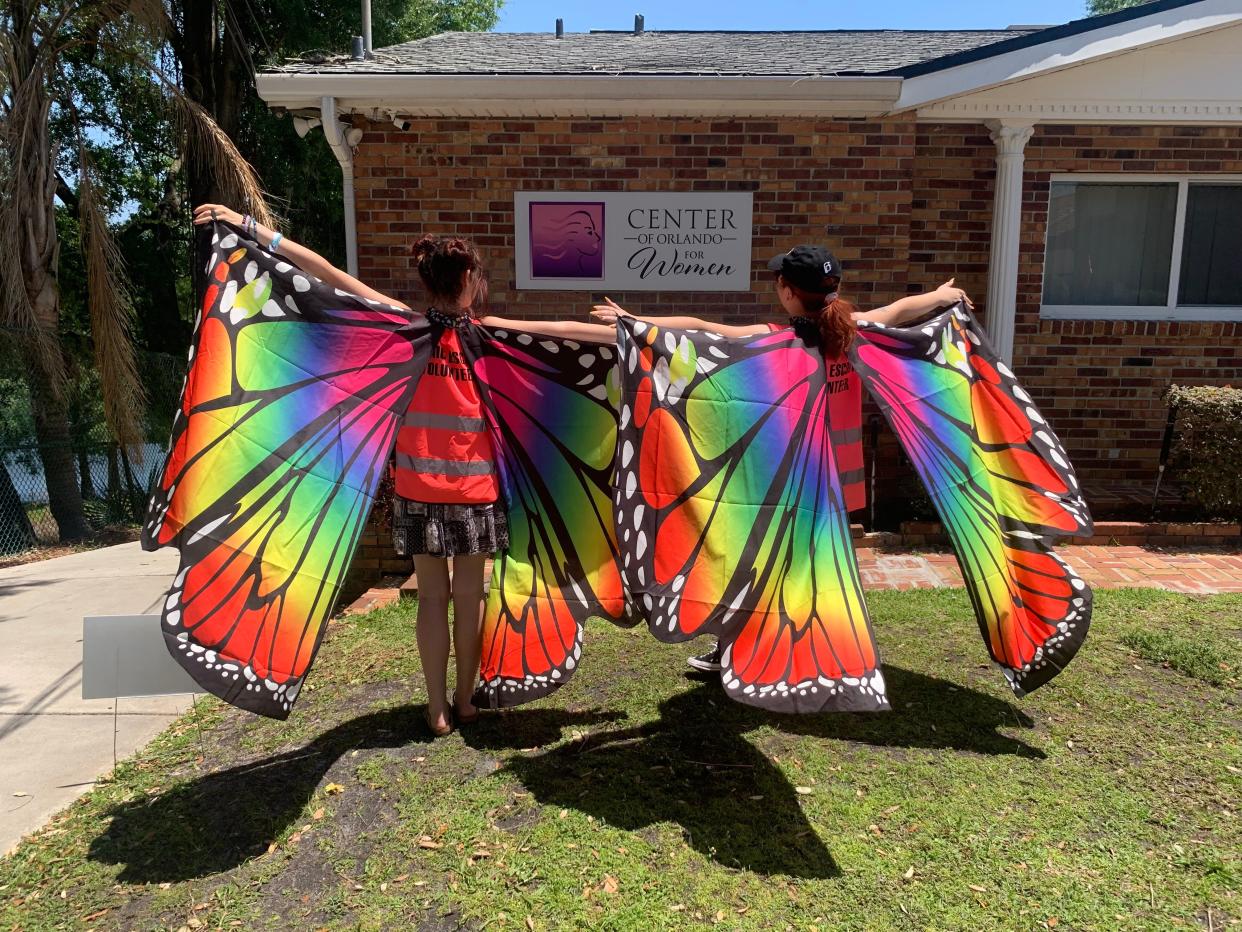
{"left": 1040, "top": 175, "right": 1242, "bottom": 321}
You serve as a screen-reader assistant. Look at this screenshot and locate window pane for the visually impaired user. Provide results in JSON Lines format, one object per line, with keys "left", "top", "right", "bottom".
{"left": 1043, "top": 182, "right": 1177, "bottom": 306}
{"left": 1178, "top": 184, "right": 1242, "bottom": 306}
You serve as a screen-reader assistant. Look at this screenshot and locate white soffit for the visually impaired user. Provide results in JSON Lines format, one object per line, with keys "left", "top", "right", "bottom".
{"left": 255, "top": 74, "right": 902, "bottom": 119}
{"left": 893, "top": 0, "right": 1242, "bottom": 114}
{"left": 915, "top": 22, "right": 1242, "bottom": 123}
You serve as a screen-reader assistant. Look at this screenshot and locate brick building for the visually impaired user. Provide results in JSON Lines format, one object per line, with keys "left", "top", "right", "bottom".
{"left": 258, "top": 0, "right": 1242, "bottom": 580}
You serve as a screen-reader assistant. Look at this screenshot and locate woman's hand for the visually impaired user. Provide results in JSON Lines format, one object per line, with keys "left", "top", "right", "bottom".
{"left": 192, "top": 204, "right": 243, "bottom": 227}
{"left": 935, "top": 278, "right": 974, "bottom": 310}
{"left": 589, "top": 296, "right": 634, "bottom": 326}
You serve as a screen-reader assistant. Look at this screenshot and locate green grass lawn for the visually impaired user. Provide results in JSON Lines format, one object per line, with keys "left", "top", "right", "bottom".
{"left": 2, "top": 588, "right": 1239, "bottom": 931}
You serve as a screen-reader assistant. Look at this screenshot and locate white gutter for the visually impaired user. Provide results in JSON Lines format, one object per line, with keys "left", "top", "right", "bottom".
{"left": 259, "top": 74, "right": 903, "bottom": 118}
{"left": 319, "top": 95, "right": 358, "bottom": 277}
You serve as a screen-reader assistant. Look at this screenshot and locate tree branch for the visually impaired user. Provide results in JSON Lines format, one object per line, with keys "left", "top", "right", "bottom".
{"left": 55, "top": 171, "right": 79, "bottom": 210}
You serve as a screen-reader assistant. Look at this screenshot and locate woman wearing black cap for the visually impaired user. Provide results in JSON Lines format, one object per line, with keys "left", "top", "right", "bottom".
{"left": 591, "top": 244, "right": 973, "bottom": 673}
{"left": 594, "top": 245, "right": 971, "bottom": 350}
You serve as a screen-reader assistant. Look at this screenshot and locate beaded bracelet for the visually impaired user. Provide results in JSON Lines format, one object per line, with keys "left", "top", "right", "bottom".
{"left": 241, "top": 214, "right": 252, "bottom": 238}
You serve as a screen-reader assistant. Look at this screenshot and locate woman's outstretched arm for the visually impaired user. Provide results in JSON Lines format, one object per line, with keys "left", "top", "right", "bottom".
{"left": 193, "top": 204, "right": 409, "bottom": 309}
{"left": 590, "top": 297, "right": 769, "bottom": 339}
{"left": 477, "top": 314, "right": 616, "bottom": 345}
{"left": 854, "top": 279, "right": 973, "bottom": 327}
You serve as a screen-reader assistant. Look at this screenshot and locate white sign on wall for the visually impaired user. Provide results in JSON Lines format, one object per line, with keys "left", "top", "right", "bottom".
{"left": 514, "top": 191, "right": 754, "bottom": 292}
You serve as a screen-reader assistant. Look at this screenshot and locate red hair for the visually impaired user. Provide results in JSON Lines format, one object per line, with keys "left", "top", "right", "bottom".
{"left": 410, "top": 234, "right": 487, "bottom": 313}
{"left": 779, "top": 275, "right": 857, "bottom": 358}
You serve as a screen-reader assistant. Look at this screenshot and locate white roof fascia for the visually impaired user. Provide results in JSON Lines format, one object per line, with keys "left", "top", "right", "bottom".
{"left": 891, "top": 0, "right": 1242, "bottom": 113}
{"left": 256, "top": 74, "right": 902, "bottom": 119}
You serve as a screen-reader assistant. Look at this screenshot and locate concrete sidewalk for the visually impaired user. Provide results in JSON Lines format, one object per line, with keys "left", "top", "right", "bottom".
{"left": 0, "top": 542, "right": 188, "bottom": 856}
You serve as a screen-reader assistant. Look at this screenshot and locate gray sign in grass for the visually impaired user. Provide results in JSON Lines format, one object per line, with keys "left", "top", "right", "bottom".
{"left": 82, "top": 615, "right": 206, "bottom": 699}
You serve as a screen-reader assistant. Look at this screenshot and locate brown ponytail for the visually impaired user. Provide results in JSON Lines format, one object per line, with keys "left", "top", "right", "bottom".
{"left": 409, "top": 234, "right": 487, "bottom": 314}
{"left": 781, "top": 276, "right": 858, "bottom": 358}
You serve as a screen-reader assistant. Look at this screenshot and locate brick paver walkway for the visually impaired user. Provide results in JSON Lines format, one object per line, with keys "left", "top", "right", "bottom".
{"left": 857, "top": 546, "right": 1242, "bottom": 594}
{"left": 345, "top": 546, "right": 1242, "bottom": 614}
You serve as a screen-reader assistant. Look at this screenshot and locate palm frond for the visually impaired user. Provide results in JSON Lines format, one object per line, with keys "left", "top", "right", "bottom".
{"left": 0, "top": 35, "right": 67, "bottom": 392}
{"left": 171, "top": 94, "right": 276, "bottom": 228}
{"left": 78, "top": 150, "right": 147, "bottom": 452}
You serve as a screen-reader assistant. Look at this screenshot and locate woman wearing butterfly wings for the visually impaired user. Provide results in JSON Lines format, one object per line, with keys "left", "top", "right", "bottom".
{"left": 590, "top": 246, "right": 972, "bottom": 677}
{"left": 193, "top": 206, "right": 614, "bottom": 733}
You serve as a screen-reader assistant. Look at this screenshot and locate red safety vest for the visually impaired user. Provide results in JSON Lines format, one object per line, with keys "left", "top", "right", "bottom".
{"left": 394, "top": 327, "right": 499, "bottom": 504}
{"left": 769, "top": 322, "right": 866, "bottom": 512}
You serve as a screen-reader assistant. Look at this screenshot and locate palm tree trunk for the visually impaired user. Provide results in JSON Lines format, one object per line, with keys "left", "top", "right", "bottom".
{"left": 5, "top": 3, "right": 91, "bottom": 543}
{"left": 28, "top": 366, "right": 91, "bottom": 542}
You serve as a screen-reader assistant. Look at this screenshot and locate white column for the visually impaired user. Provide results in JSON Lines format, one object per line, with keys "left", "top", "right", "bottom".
{"left": 984, "top": 119, "right": 1035, "bottom": 365}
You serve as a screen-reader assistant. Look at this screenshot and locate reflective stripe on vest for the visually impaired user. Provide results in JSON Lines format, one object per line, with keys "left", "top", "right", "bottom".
{"left": 396, "top": 452, "right": 495, "bottom": 477}
{"left": 395, "top": 327, "right": 499, "bottom": 504}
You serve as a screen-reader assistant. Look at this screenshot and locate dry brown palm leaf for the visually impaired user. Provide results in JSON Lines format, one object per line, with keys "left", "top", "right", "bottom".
{"left": 121, "top": 0, "right": 174, "bottom": 37}
{"left": 172, "top": 95, "right": 276, "bottom": 228}
{"left": 0, "top": 54, "right": 67, "bottom": 391}
{"left": 78, "top": 153, "right": 148, "bottom": 453}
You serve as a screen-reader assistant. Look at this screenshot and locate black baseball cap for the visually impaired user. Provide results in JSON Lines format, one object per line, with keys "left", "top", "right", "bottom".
{"left": 767, "top": 245, "right": 843, "bottom": 292}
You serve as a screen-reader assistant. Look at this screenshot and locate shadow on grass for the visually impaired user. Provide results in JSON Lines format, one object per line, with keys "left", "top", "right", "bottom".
{"left": 88, "top": 704, "right": 616, "bottom": 883}
{"left": 477, "top": 666, "right": 1039, "bottom": 879}
{"left": 88, "top": 664, "right": 1036, "bottom": 884}
{"left": 771, "top": 665, "right": 1042, "bottom": 755}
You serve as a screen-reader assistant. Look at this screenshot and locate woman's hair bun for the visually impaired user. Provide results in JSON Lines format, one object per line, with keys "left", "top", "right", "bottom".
{"left": 410, "top": 233, "right": 438, "bottom": 261}
{"left": 411, "top": 233, "right": 485, "bottom": 310}
{"left": 442, "top": 237, "right": 472, "bottom": 260}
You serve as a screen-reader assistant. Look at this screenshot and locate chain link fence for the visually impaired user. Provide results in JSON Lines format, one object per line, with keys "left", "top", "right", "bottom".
{"left": 0, "top": 331, "right": 186, "bottom": 557}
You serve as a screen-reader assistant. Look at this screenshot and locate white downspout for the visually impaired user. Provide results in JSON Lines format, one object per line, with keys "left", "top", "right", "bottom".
{"left": 320, "top": 96, "right": 359, "bottom": 277}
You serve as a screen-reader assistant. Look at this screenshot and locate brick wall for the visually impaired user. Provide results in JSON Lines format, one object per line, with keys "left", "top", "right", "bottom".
{"left": 1020, "top": 125, "right": 1242, "bottom": 482}
{"left": 353, "top": 116, "right": 921, "bottom": 319}
{"left": 352, "top": 115, "right": 927, "bottom": 543}
{"left": 341, "top": 514, "right": 409, "bottom": 606}
{"left": 344, "top": 118, "right": 1242, "bottom": 589}
{"left": 911, "top": 122, "right": 1242, "bottom": 485}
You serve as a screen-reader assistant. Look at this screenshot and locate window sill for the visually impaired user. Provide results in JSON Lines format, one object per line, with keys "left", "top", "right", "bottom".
{"left": 1039, "top": 305, "right": 1242, "bottom": 322}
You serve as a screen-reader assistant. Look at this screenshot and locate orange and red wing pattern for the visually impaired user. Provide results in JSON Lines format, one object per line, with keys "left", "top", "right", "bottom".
{"left": 142, "top": 223, "right": 430, "bottom": 718}
{"left": 462, "top": 326, "right": 632, "bottom": 708}
{"left": 851, "top": 303, "right": 1092, "bottom": 694}
{"left": 614, "top": 319, "right": 886, "bottom": 713}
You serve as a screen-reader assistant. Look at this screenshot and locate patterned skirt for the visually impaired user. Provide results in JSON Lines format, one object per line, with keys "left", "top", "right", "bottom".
{"left": 392, "top": 497, "right": 509, "bottom": 558}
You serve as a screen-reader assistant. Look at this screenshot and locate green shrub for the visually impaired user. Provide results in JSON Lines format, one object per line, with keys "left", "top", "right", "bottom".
{"left": 1167, "top": 385, "right": 1242, "bottom": 521}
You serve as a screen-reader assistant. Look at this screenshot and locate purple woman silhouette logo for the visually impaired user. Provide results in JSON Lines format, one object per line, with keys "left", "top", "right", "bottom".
{"left": 529, "top": 202, "right": 605, "bottom": 279}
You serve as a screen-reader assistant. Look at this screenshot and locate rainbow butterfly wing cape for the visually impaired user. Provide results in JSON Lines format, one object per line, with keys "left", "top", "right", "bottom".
{"left": 150, "top": 229, "right": 1091, "bottom": 720}
{"left": 615, "top": 309, "right": 1092, "bottom": 710}
{"left": 850, "top": 303, "right": 1093, "bottom": 694}
{"left": 460, "top": 325, "right": 633, "bottom": 708}
{"left": 142, "top": 224, "right": 433, "bottom": 718}
{"left": 145, "top": 225, "right": 630, "bottom": 718}
{"left": 613, "top": 318, "right": 886, "bottom": 713}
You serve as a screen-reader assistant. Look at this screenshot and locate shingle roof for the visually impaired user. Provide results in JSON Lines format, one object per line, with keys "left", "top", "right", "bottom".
{"left": 268, "top": 29, "right": 1040, "bottom": 77}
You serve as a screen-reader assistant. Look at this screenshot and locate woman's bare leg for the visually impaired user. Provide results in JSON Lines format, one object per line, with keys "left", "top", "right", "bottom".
{"left": 413, "top": 555, "right": 452, "bottom": 730}
{"left": 450, "top": 553, "right": 488, "bottom": 716}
